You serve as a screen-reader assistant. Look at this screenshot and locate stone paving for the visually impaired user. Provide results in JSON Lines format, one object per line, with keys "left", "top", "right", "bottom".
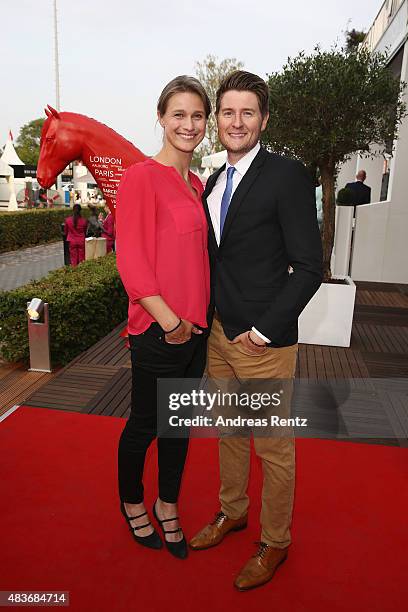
{"left": 0, "top": 241, "right": 64, "bottom": 291}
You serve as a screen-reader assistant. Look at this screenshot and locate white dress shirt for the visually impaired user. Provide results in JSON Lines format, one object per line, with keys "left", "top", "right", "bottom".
{"left": 206, "top": 142, "right": 271, "bottom": 344}
{"left": 207, "top": 142, "right": 260, "bottom": 245}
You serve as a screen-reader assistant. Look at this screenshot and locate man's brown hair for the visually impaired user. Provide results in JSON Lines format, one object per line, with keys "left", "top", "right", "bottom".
{"left": 215, "top": 70, "right": 269, "bottom": 117}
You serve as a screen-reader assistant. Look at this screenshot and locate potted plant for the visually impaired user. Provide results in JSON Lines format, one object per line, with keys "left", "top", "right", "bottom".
{"left": 263, "top": 45, "right": 406, "bottom": 346}
{"left": 336, "top": 187, "right": 354, "bottom": 206}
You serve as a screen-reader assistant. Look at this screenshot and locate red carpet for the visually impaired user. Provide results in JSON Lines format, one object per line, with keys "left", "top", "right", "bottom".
{"left": 1, "top": 406, "right": 407, "bottom": 612}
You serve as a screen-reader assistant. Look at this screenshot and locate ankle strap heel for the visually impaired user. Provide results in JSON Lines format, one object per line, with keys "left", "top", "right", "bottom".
{"left": 120, "top": 502, "right": 163, "bottom": 550}
{"left": 153, "top": 500, "right": 188, "bottom": 559}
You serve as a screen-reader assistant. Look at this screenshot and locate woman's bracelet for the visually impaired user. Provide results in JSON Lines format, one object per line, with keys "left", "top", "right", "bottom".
{"left": 164, "top": 318, "right": 182, "bottom": 334}
{"left": 247, "top": 331, "right": 266, "bottom": 347}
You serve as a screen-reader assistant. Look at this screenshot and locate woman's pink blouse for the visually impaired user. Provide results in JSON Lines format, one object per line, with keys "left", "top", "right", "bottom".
{"left": 115, "top": 159, "right": 210, "bottom": 335}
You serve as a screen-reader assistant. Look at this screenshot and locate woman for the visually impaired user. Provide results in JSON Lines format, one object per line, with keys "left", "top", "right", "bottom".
{"left": 64, "top": 204, "right": 88, "bottom": 266}
{"left": 101, "top": 204, "right": 115, "bottom": 252}
{"left": 116, "top": 76, "right": 211, "bottom": 559}
{"left": 86, "top": 204, "right": 102, "bottom": 238}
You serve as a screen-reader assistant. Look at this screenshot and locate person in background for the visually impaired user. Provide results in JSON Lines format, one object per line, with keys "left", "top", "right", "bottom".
{"left": 39, "top": 187, "right": 47, "bottom": 208}
{"left": 64, "top": 204, "right": 88, "bottom": 266}
{"left": 86, "top": 204, "right": 102, "bottom": 238}
{"left": 345, "top": 170, "right": 371, "bottom": 205}
{"left": 101, "top": 204, "right": 115, "bottom": 253}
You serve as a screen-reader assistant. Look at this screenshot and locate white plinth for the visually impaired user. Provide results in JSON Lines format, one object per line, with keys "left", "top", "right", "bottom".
{"left": 85, "top": 237, "right": 107, "bottom": 260}
{"left": 298, "top": 276, "right": 356, "bottom": 347}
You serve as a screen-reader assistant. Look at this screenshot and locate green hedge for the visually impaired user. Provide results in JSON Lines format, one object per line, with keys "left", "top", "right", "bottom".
{"left": 336, "top": 187, "right": 354, "bottom": 205}
{"left": 0, "top": 208, "right": 104, "bottom": 254}
{"left": 0, "top": 254, "right": 128, "bottom": 365}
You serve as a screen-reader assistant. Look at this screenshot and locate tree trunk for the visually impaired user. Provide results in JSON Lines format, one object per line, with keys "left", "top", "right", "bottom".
{"left": 319, "top": 162, "right": 336, "bottom": 281}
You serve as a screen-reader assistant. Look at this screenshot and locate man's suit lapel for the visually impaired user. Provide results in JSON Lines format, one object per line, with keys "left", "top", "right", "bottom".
{"left": 202, "top": 164, "right": 225, "bottom": 251}
{"left": 219, "top": 148, "right": 267, "bottom": 247}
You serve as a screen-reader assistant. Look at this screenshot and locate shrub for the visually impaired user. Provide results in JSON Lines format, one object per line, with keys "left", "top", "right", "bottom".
{"left": 336, "top": 187, "right": 354, "bottom": 205}
{"left": 0, "top": 208, "right": 104, "bottom": 253}
{"left": 0, "top": 254, "right": 128, "bottom": 365}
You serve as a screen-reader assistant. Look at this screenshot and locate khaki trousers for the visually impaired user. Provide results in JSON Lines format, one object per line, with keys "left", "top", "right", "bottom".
{"left": 207, "top": 318, "right": 298, "bottom": 548}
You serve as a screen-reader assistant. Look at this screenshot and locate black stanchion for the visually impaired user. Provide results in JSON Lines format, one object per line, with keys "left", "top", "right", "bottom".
{"left": 60, "top": 223, "right": 70, "bottom": 266}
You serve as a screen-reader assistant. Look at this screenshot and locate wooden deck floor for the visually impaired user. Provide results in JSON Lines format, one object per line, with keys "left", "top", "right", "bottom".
{"left": 0, "top": 360, "right": 55, "bottom": 419}
{"left": 24, "top": 324, "right": 131, "bottom": 417}
{"left": 13, "top": 282, "right": 408, "bottom": 444}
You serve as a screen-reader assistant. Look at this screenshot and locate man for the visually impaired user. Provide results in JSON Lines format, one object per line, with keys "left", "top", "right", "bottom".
{"left": 345, "top": 170, "right": 371, "bottom": 205}
{"left": 189, "top": 71, "right": 323, "bottom": 590}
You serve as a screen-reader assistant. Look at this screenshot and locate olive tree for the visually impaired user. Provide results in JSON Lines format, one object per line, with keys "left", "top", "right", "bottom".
{"left": 263, "top": 46, "right": 406, "bottom": 280}
{"left": 15, "top": 118, "right": 45, "bottom": 165}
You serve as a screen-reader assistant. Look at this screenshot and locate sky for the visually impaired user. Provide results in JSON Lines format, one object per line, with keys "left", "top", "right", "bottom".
{"left": 1, "top": 0, "right": 380, "bottom": 155}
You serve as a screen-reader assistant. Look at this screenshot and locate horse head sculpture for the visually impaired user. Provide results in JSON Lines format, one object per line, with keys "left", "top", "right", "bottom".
{"left": 37, "top": 105, "right": 146, "bottom": 214}
{"left": 37, "top": 106, "right": 82, "bottom": 189}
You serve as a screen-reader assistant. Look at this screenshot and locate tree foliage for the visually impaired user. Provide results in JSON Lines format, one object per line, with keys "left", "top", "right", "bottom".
{"left": 345, "top": 28, "right": 366, "bottom": 52}
{"left": 15, "top": 118, "right": 45, "bottom": 165}
{"left": 262, "top": 46, "right": 406, "bottom": 279}
{"left": 195, "top": 54, "right": 244, "bottom": 155}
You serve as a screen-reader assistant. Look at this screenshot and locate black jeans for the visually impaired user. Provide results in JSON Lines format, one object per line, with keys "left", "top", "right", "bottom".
{"left": 118, "top": 323, "right": 207, "bottom": 504}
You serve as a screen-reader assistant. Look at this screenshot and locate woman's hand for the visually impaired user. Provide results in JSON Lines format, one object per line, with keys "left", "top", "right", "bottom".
{"left": 164, "top": 319, "right": 202, "bottom": 344}
{"left": 137, "top": 296, "right": 202, "bottom": 344}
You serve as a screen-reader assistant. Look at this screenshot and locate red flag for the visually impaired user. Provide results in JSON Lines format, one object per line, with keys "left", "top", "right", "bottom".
{"left": 9, "top": 130, "right": 13, "bottom": 141}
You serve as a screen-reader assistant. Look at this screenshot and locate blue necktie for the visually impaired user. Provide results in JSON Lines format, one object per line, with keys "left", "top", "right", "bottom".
{"left": 220, "top": 166, "right": 236, "bottom": 237}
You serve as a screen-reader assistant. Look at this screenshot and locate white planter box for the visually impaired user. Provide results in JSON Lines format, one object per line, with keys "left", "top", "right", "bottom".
{"left": 298, "top": 276, "right": 356, "bottom": 347}
{"left": 85, "top": 237, "right": 107, "bottom": 260}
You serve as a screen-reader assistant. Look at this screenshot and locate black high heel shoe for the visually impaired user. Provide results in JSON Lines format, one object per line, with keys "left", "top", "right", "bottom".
{"left": 120, "top": 502, "right": 163, "bottom": 550}
{"left": 153, "top": 500, "right": 188, "bottom": 559}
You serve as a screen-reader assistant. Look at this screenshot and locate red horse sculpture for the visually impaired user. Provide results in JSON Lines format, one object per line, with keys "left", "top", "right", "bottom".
{"left": 37, "top": 105, "right": 146, "bottom": 214}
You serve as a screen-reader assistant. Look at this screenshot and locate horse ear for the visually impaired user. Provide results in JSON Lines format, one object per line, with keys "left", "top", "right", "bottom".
{"left": 45, "top": 107, "right": 51, "bottom": 118}
{"left": 47, "top": 105, "right": 61, "bottom": 119}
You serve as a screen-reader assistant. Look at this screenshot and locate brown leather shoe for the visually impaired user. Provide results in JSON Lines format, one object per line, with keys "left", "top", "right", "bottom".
{"left": 234, "top": 542, "right": 288, "bottom": 591}
{"left": 189, "top": 511, "right": 247, "bottom": 551}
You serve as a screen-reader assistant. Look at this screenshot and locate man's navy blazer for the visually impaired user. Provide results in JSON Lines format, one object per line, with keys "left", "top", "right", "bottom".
{"left": 202, "top": 147, "right": 323, "bottom": 348}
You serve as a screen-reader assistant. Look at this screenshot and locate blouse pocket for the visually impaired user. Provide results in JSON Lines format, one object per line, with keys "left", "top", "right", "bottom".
{"left": 168, "top": 204, "right": 202, "bottom": 235}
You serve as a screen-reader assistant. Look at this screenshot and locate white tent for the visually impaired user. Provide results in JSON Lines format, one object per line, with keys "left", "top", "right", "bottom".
{"left": 0, "top": 133, "right": 24, "bottom": 211}
{"left": 201, "top": 150, "right": 227, "bottom": 170}
{"left": 0, "top": 132, "right": 24, "bottom": 167}
{"left": 0, "top": 158, "right": 12, "bottom": 177}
